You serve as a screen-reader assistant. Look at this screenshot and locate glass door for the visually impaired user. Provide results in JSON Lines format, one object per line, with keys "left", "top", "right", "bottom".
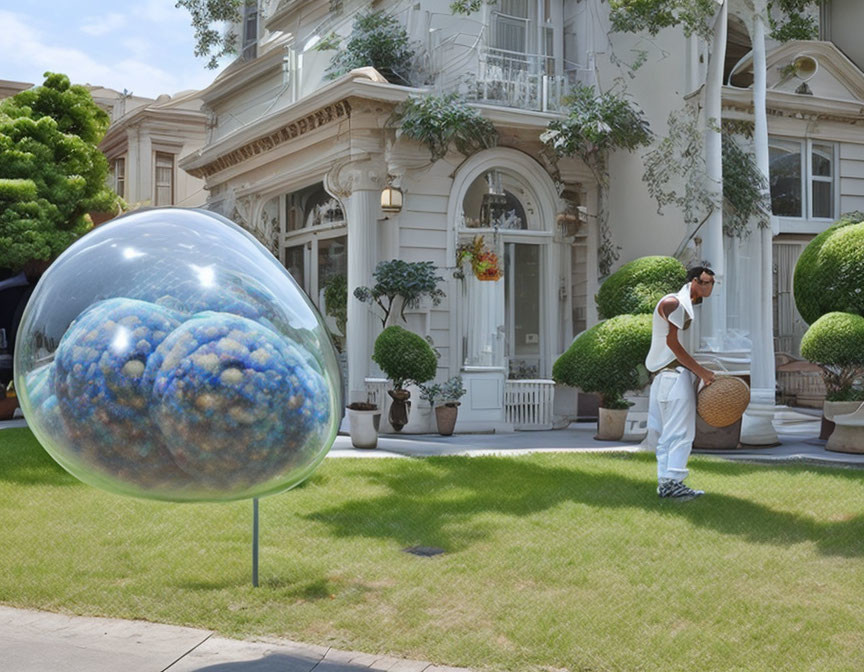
{"left": 504, "top": 242, "right": 542, "bottom": 378}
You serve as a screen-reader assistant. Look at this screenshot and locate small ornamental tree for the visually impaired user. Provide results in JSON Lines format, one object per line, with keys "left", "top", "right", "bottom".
{"left": 320, "top": 12, "right": 416, "bottom": 85}
{"left": 595, "top": 256, "right": 686, "bottom": 319}
{"left": 354, "top": 260, "right": 445, "bottom": 327}
{"left": 0, "top": 73, "right": 123, "bottom": 272}
{"left": 372, "top": 326, "right": 438, "bottom": 391}
{"left": 552, "top": 314, "right": 653, "bottom": 409}
{"left": 800, "top": 312, "right": 864, "bottom": 402}
{"left": 794, "top": 213, "right": 864, "bottom": 325}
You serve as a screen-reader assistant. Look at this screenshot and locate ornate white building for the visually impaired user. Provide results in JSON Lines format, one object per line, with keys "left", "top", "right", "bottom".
{"left": 175, "top": 0, "right": 864, "bottom": 434}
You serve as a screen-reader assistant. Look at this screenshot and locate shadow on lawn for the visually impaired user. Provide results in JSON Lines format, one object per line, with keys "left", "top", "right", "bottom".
{"left": 307, "top": 456, "right": 864, "bottom": 559}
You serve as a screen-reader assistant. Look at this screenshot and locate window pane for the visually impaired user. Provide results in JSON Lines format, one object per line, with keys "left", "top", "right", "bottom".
{"left": 154, "top": 153, "right": 173, "bottom": 207}
{"left": 811, "top": 143, "right": 832, "bottom": 177}
{"left": 318, "top": 236, "right": 347, "bottom": 336}
{"left": 285, "top": 245, "right": 305, "bottom": 288}
{"left": 769, "top": 140, "right": 802, "bottom": 217}
{"left": 812, "top": 180, "right": 833, "bottom": 219}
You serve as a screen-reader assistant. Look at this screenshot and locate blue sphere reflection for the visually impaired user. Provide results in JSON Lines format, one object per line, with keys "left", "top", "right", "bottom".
{"left": 14, "top": 208, "right": 341, "bottom": 502}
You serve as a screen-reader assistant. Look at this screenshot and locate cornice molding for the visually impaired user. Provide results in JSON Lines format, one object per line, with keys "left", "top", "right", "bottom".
{"left": 184, "top": 100, "right": 352, "bottom": 179}
{"left": 722, "top": 86, "right": 864, "bottom": 124}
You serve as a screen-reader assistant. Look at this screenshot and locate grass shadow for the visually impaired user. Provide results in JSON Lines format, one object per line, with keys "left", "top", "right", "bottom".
{"left": 307, "top": 455, "right": 864, "bottom": 559}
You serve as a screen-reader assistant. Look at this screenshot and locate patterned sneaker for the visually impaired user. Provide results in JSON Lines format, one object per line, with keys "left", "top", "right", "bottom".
{"left": 657, "top": 479, "right": 704, "bottom": 501}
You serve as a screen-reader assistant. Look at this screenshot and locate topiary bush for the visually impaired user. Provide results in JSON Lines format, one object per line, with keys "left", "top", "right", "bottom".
{"left": 595, "top": 256, "right": 687, "bottom": 319}
{"left": 372, "top": 326, "right": 438, "bottom": 390}
{"left": 794, "top": 212, "right": 864, "bottom": 325}
{"left": 552, "top": 313, "right": 652, "bottom": 408}
{"left": 800, "top": 311, "right": 864, "bottom": 402}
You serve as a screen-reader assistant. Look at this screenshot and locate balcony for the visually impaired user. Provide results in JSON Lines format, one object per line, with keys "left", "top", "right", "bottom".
{"left": 428, "top": 13, "right": 594, "bottom": 113}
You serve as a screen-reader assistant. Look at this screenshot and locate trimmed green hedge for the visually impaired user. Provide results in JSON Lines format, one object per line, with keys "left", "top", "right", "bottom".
{"left": 800, "top": 311, "right": 864, "bottom": 401}
{"left": 596, "top": 256, "right": 686, "bottom": 319}
{"left": 794, "top": 212, "right": 864, "bottom": 325}
{"left": 552, "top": 313, "right": 652, "bottom": 408}
{"left": 372, "top": 325, "right": 438, "bottom": 390}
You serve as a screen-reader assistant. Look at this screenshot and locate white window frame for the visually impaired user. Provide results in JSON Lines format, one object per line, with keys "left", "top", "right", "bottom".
{"left": 153, "top": 152, "right": 174, "bottom": 206}
{"left": 112, "top": 157, "right": 125, "bottom": 199}
{"left": 769, "top": 136, "right": 840, "bottom": 234}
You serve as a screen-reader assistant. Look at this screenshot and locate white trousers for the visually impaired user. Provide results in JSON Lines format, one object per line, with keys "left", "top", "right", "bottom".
{"left": 647, "top": 368, "right": 698, "bottom": 482}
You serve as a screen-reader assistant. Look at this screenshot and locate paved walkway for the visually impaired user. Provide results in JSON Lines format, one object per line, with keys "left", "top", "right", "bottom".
{"left": 0, "top": 606, "right": 469, "bottom": 672}
{"left": 1, "top": 406, "right": 861, "bottom": 671}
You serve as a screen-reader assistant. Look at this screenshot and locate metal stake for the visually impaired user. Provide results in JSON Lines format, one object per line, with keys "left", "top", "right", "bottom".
{"left": 252, "top": 497, "right": 259, "bottom": 587}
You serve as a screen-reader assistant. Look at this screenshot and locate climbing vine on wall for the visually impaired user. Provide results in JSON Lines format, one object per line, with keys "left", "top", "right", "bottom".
{"left": 541, "top": 83, "right": 652, "bottom": 276}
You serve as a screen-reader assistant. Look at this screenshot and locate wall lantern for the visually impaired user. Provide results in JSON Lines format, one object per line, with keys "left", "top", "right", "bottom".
{"left": 380, "top": 185, "right": 403, "bottom": 213}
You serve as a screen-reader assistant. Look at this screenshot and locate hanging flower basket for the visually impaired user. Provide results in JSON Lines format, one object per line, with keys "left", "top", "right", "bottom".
{"left": 456, "top": 235, "right": 501, "bottom": 281}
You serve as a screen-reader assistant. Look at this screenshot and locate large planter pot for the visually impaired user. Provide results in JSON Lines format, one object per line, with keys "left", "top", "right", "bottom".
{"left": 595, "top": 407, "right": 628, "bottom": 441}
{"left": 820, "top": 401, "right": 863, "bottom": 440}
{"left": 0, "top": 396, "right": 19, "bottom": 421}
{"left": 693, "top": 415, "right": 743, "bottom": 450}
{"left": 435, "top": 403, "right": 460, "bottom": 436}
{"left": 346, "top": 406, "right": 381, "bottom": 449}
{"left": 388, "top": 389, "right": 411, "bottom": 432}
{"left": 826, "top": 403, "right": 864, "bottom": 454}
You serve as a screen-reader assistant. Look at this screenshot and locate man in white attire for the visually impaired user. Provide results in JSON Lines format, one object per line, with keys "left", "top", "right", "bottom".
{"left": 645, "top": 266, "right": 717, "bottom": 501}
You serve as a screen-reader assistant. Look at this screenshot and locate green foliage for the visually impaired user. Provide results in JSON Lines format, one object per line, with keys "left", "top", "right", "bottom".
{"left": 390, "top": 94, "right": 498, "bottom": 161}
{"left": 418, "top": 375, "right": 466, "bottom": 407}
{"left": 541, "top": 84, "right": 652, "bottom": 168}
{"left": 552, "top": 313, "right": 653, "bottom": 408}
{"left": 354, "top": 259, "right": 446, "bottom": 327}
{"left": 642, "top": 103, "right": 717, "bottom": 231}
{"left": 323, "top": 12, "right": 415, "bottom": 85}
{"left": 323, "top": 273, "right": 347, "bottom": 351}
{"left": 722, "top": 133, "right": 771, "bottom": 237}
{"left": 608, "top": 0, "right": 719, "bottom": 40}
{"left": 0, "top": 73, "right": 122, "bottom": 272}
{"left": 175, "top": 0, "right": 244, "bottom": 69}
{"left": 372, "top": 326, "right": 438, "bottom": 389}
{"left": 800, "top": 312, "right": 864, "bottom": 401}
{"left": 596, "top": 256, "right": 687, "bottom": 319}
{"left": 793, "top": 213, "right": 864, "bottom": 325}
{"left": 449, "top": 0, "right": 496, "bottom": 14}
{"left": 769, "top": 9, "right": 818, "bottom": 41}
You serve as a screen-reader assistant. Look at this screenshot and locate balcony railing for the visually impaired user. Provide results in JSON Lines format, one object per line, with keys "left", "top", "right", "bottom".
{"left": 425, "top": 12, "right": 595, "bottom": 112}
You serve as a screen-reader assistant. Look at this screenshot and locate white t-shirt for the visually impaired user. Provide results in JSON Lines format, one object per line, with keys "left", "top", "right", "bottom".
{"left": 645, "top": 282, "right": 695, "bottom": 372}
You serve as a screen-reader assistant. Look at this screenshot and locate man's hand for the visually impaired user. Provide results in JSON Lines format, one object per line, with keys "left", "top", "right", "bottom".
{"left": 699, "top": 368, "right": 716, "bottom": 387}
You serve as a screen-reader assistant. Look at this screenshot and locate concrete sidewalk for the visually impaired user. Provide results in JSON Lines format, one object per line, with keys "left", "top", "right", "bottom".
{"left": 0, "top": 606, "right": 470, "bottom": 672}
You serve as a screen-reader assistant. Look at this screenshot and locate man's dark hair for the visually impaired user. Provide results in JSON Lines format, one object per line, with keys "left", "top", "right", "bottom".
{"left": 686, "top": 265, "right": 715, "bottom": 283}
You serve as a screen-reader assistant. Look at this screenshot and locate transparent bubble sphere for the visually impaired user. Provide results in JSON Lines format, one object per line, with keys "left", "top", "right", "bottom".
{"left": 14, "top": 208, "right": 342, "bottom": 502}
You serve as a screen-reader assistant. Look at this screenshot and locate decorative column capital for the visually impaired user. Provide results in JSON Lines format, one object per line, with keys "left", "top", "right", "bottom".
{"left": 324, "top": 156, "right": 387, "bottom": 200}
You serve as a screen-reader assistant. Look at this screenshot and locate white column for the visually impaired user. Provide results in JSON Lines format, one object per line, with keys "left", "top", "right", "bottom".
{"left": 740, "top": 7, "right": 779, "bottom": 445}
{"left": 343, "top": 188, "right": 380, "bottom": 403}
{"left": 465, "top": 274, "right": 504, "bottom": 366}
{"left": 701, "top": 1, "right": 728, "bottom": 348}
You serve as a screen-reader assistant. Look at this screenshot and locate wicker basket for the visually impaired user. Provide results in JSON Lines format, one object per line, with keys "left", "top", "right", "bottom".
{"left": 697, "top": 376, "right": 750, "bottom": 428}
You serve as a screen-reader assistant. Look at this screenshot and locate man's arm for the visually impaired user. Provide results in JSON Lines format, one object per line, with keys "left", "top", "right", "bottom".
{"left": 659, "top": 297, "right": 716, "bottom": 387}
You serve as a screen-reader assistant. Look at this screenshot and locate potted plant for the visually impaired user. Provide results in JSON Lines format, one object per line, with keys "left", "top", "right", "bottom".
{"left": 354, "top": 259, "right": 445, "bottom": 328}
{"left": 456, "top": 235, "right": 501, "bottom": 281}
{"left": 553, "top": 313, "right": 652, "bottom": 440}
{"left": 345, "top": 400, "right": 381, "bottom": 449}
{"left": 800, "top": 311, "right": 864, "bottom": 440}
{"left": 372, "top": 325, "right": 438, "bottom": 431}
{"left": 434, "top": 376, "right": 466, "bottom": 436}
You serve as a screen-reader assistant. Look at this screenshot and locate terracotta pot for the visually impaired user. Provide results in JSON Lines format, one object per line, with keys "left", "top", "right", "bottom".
{"left": 0, "top": 396, "right": 19, "bottom": 421}
{"left": 435, "top": 403, "right": 459, "bottom": 436}
{"left": 821, "top": 401, "right": 863, "bottom": 440}
{"left": 595, "top": 407, "right": 628, "bottom": 441}
{"left": 388, "top": 389, "right": 411, "bottom": 432}
{"left": 346, "top": 406, "right": 381, "bottom": 449}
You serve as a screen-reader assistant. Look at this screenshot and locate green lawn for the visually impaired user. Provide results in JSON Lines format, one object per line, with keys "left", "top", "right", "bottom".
{"left": 1, "top": 427, "right": 863, "bottom": 672}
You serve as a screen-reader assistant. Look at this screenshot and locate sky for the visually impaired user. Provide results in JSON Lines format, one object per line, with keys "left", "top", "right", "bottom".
{"left": 0, "top": 0, "right": 228, "bottom": 99}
